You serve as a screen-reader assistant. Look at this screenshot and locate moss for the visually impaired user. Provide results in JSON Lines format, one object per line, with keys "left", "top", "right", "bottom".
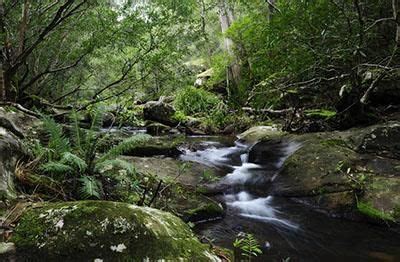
{"left": 13, "top": 201, "right": 217, "bottom": 261}
{"left": 183, "top": 202, "right": 224, "bottom": 222}
{"left": 320, "top": 139, "right": 348, "bottom": 148}
{"left": 357, "top": 201, "right": 395, "bottom": 222}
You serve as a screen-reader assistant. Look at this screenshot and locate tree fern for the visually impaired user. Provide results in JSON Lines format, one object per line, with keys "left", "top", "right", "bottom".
{"left": 60, "top": 152, "right": 87, "bottom": 173}
{"left": 79, "top": 176, "right": 102, "bottom": 199}
{"left": 42, "top": 116, "right": 71, "bottom": 159}
{"left": 99, "top": 134, "right": 151, "bottom": 162}
{"left": 69, "top": 110, "right": 83, "bottom": 153}
{"left": 41, "top": 161, "right": 75, "bottom": 175}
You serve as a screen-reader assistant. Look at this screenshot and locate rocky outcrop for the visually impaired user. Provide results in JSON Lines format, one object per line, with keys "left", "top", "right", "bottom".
{"left": 0, "top": 127, "right": 25, "bottom": 209}
{"left": 237, "top": 126, "right": 285, "bottom": 143}
{"left": 12, "top": 201, "right": 220, "bottom": 261}
{"left": 261, "top": 122, "right": 400, "bottom": 224}
{"left": 0, "top": 108, "right": 35, "bottom": 209}
{"left": 146, "top": 122, "right": 173, "bottom": 136}
{"left": 143, "top": 99, "right": 178, "bottom": 127}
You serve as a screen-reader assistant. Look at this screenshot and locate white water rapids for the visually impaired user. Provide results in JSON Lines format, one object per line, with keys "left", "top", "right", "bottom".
{"left": 180, "top": 139, "right": 300, "bottom": 230}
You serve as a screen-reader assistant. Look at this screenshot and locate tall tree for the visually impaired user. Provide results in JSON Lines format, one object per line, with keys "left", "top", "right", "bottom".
{"left": 218, "top": 0, "right": 240, "bottom": 99}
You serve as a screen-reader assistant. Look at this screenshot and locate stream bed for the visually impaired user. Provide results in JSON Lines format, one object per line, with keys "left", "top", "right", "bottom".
{"left": 179, "top": 137, "right": 400, "bottom": 261}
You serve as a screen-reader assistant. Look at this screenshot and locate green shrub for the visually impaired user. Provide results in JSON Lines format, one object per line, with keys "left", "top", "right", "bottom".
{"left": 174, "top": 86, "right": 220, "bottom": 116}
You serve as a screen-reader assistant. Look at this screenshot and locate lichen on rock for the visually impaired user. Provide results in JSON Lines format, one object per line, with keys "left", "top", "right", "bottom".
{"left": 12, "top": 201, "right": 219, "bottom": 261}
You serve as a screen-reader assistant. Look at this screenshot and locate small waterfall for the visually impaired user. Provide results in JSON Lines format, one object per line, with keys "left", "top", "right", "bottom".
{"left": 180, "top": 138, "right": 301, "bottom": 230}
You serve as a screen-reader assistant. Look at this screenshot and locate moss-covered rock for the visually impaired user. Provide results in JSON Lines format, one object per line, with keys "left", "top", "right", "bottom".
{"left": 123, "top": 137, "right": 183, "bottom": 157}
{"left": 270, "top": 126, "right": 400, "bottom": 223}
{"left": 182, "top": 201, "right": 224, "bottom": 223}
{"left": 358, "top": 176, "right": 400, "bottom": 223}
{"left": 13, "top": 201, "right": 219, "bottom": 261}
{"left": 238, "top": 126, "right": 285, "bottom": 143}
{"left": 146, "top": 122, "right": 173, "bottom": 136}
{"left": 273, "top": 141, "right": 356, "bottom": 198}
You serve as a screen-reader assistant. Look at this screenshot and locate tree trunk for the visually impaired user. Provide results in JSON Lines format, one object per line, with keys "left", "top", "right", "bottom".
{"left": 0, "top": 0, "right": 7, "bottom": 101}
{"left": 393, "top": 0, "right": 400, "bottom": 45}
{"left": 18, "top": 0, "right": 30, "bottom": 56}
{"left": 267, "top": 0, "right": 277, "bottom": 20}
{"left": 218, "top": 0, "right": 240, "bottom": 99}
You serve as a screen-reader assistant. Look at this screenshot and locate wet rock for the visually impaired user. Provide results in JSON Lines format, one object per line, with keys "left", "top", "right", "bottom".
{"left": 238, "top": 126, "right": 285, "bottom": 143}
{"left": 271, "top": 127, "right": 400, "bottom": 224}
{"left": 182, "top": 201, "right": 224, "bottom": 223}
{"left": 348, "top": 121, "right": 400, "bottom": 159}
{"left": 13, "top": 201, "right": 219, "bottom": 261}
{"left": 273, "top": 141, "right": 356, "bottom": 199}
{"left": 123, "top": 156, "right": 218, "bottom": 187}
{"left": 143, "top": 99, "right": 178, "bottom": 127}
{"left": 146, "top": 122, "right": 172, "bottom": 136}
{"left": 123, "top": 137, "right": 183, "bottom": 157}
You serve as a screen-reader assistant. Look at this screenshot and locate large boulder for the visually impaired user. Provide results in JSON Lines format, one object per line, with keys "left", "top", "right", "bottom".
{"left": 12, "top": 201, "right": 220, "bottom": 261}
{"left": 0, "top": 107, "right": 38, "bottom": 211}
{"left": 0, "top": 127, "right": 26, "bottom": 209}
{"left": 347, "top": 121, "right": 400, "bottom": 159}
{"left": 238, "top": 126, "right": 285, "bottom": 143}
{"left": 143, "top": 99, "right": 178, "bottom": 127}
{"left": 146, "top": 122, "right": 173, "bottom": 136}
{"left": 269, "top": 125, "right": 400, "bottom": 224}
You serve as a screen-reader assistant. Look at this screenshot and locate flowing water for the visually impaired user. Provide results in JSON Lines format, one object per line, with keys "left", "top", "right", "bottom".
{"left": 180, "top": 137, "right": 400, "bottom": 261}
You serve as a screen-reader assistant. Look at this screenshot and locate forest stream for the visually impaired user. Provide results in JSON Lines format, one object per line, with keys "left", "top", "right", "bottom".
{"left": 178, "top": 136, "right": 400, "bottom": 261}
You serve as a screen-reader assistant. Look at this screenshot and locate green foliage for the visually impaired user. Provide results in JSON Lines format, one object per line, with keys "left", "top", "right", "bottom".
{"left": 42, "top": 117, "right": 71, "bottom": 160}
{"left": 305, "top": 109, "right": 337, "bottom": 119}
{"left": 99, "top": 134, "right": 151, "bottom": 162}
{"left": 233, "top": 233, "right": 262, "bottom": 261}
{"left": 32, "top": 111, "right": 150, "bottom": 200}
{"left": 357, "top": 201, "right": 395, "bottom": 222}
{"left": 79, "top": 176, "right": 102, "bottom": 199}
{"left": 174, "top": 87, "right": 220, "bottom": 116}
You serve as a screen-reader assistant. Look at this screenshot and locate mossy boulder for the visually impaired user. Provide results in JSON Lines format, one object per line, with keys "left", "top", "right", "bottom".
{"left": 347, "top": 121, "right": 400, "bottom": 159}
{"left": 271, "top": 126, "right": 400, "bottom": 223}
{"left": 123, "top": 137, "right": 183, "bottom": 157}
{"left": 146, "top": 122, "right": 173, "bottom": 136}
{"left": 358, "top": 176, "right": 400, "bottom": 223}
{"left": 273, "top": 141, "right": 356, "bottom": 198}
{"left": 12, "top": 201, "right": 219, "bottom": 261}
{"left": 238, "top": 126, "right": 285, "bottom": 143}
{"left": 143, "top": 99, "right": 178, "bottom": 127}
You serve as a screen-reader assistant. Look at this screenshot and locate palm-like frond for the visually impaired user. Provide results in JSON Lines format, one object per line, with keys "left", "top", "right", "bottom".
{"left": 70, "top": 110, "right": 83, "bottom": 153}
{"left": 60, "top": 152, "right": 87, "bottom": 173}
{"left": 41, "top": 161, "right": 75, "bottom": 175}
{"left": 42, "top": 116, "right": 70, "bottom": 159}
{"left": 79, "top": 176, "right": 102, "bottom": 199}
{"left": 99, "top": 134, "right": 151, "bottom": 162}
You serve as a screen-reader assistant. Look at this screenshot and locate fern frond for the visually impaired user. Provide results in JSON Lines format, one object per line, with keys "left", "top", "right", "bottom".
{"left": 60, "top": 152, "right": 87, "bottom": 173}
{"left": 79, "top": 176, "right": 102, "bottom": 199}
{"left": 42, "top": 116, "right": 70, "bottom": 159}
{"left": 70, "top": 110, "right": 83, "bottom": 153}
{"left": 89, "top": 106, "right": 104, "bottom": 132}
{"left": 40, "top": 161, "right": 74, "bottom": 175}
{"left": 96, "top": 159, "right": 136, "bottom": 176}
{"left": 99, "top": 134, "right": 151, "bottom": 162}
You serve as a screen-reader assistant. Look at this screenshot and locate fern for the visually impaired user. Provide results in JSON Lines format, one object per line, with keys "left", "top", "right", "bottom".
{"left": 41, "top": 161, "right": 75, "bottom": 175}
{"left": 42, "top": 116, "right": 71, "bottom": 159}
{"left": 99, "top": 134, "right": 151, "bottom": 162}
{"left": 70, "top": 110, "right": 83, "bottom": 153}
{"left": 79, "top": 176, "right": 102, "bottom": 199}
{"left": 233, "top": 233, "right": 262, "bottom": 261}
{"left": 60, "top": 152, "right": 87, "bottom": 173}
